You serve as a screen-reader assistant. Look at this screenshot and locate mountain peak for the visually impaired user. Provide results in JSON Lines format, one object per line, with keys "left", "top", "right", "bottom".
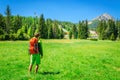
{"left": 88, "top": 13, "right": 115, "bottom": 29}
{"left": 95, "top": 13, "right": 114, "bottom": 21}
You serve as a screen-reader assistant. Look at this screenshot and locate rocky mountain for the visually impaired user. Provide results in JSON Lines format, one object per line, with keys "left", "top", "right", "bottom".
{"left": 93, "top": 13, "right": 114, "bottom": 21}
{"left": 88, "top": 13, "right": 114, "bottom": 30}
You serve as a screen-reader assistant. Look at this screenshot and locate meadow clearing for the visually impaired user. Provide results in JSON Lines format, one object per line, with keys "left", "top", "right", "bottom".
{"left": 0, "top": 40, "right": 120, "bottom": 80}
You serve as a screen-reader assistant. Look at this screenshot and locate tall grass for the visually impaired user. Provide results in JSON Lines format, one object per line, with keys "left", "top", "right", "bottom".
{"left": 0, "top": 40, "right": 120, "bottom": 80}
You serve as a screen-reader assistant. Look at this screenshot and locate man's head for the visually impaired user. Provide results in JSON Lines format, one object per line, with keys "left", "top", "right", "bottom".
{"left": 34, "top": 33, "right": 40, "bottom": 38}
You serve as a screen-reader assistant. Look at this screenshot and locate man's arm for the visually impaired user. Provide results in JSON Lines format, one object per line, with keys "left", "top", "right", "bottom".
{"left": 38, "top": 41, "right": 43, "bottom": 57}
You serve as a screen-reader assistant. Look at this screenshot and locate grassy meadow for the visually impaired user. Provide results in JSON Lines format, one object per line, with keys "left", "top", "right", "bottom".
{"left": 0, "top": 40, "right": 120, "bottom": 80}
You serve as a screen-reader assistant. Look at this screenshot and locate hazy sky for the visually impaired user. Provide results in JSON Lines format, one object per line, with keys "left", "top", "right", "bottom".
{"left": 0, "top": 0, "right": 120, "bottom": 23}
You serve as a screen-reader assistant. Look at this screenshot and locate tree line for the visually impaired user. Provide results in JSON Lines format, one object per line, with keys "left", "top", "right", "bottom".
{"left": 0, "top": 5, "right": 120, "bottom": 41}
{"left": 97, "top": 19, "right": 120, "bottom": 41}
{"left": 69, "top": 20, "right": 89, "bottom": 39}
{"left": 69, "top": 19, "right": 120, "bottom": 41}
{"left": 0, "top": 5, "right": 89, "bottom": 40}
{"left": 0, "top": 5, "right": 66, "bottom": 40}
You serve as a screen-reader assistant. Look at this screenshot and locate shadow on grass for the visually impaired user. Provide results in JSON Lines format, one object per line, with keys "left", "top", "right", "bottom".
{"left": 39, "top": 71, "right": 60, "bottom": 75}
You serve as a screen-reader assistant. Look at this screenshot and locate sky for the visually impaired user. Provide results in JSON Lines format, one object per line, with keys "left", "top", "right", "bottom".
{"left": 0, "top": 0, "right": 120, "bottom": 23}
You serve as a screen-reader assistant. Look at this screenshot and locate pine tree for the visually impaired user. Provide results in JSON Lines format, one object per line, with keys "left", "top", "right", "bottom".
{"left": 46, "top": 19, "right": 53, "bottom": 39}
{"left": 101, "top": 20, "right": 107, "bottom": 40}
{"left": 60, "top": 28, "right": 64, "bottom": 39}
{"left": 78, "top": 20, "right": 89, "bottom": 39}
{"left": 84, "top": 20, "right": 89, "bottom": 39}
{"left": 5, "top": 5, "right": 12, "bottom": 34}
{"left": 72, "top": 24, "right": 77, "bottom": 39}
{"left": 116, "top": 20, "right": 120, "bottom": 40}
{"left": 13, "top": 15, "right": 22, "bottom": 33}
{"left": 97, "top": 19, "right": 118, "bottom": 40}
{"left": 78, "top": 21, "right": 82, "bottom": 39}
{"left": 69, "top": 30, "right": 72, "bottom": 39}
{"left": 107, "top": 20, "right": 117, "bottom": 40}
{"left": 0, "top": 14, "right": 5, "bottom": 35}
{"left": 48, "top": 25, "right": 54, "bottom": 39}
{"left": 38, "top": 14, "right": 47, "bottom": 38}
{"left": 97, "top": 20, "right": 107, "bottom": 40}
{"left": 53, "top": 20, "right": 60, "bottom": 39}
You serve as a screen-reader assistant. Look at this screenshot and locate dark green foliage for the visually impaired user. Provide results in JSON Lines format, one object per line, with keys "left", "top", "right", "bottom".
{"left": 46, "top": 19, "right": 54, "bottom": 39}
{"left": 4, "top": 34, "right": 10, "bottom": 40}
{"left": 72, "top": 24, "right": 78, "bottom": 39}
{"left": 78, "top": 20, "right": 89, "bottom": 39}
{"left": 0, "top": 35, "right": 5, "bottom": 40}
{"left": 97, "top": 20, "right": 118, "bottom": 40}
{"left": 38, "top": 14, "right": 48, "bottom": 39}
{"left": 0, "top": 14, "right": 6, "bottom": 32}
{"left": 48, "top": 25, "right": 54, "bottom": 39}
{"left": 107, "top": 20, "right": 118, "bottom": 40}
{"left": 116, "top": 20, "right": 120, "bottom": 40}
{"left": 5, "top": 5, "right": 12, "bottom": 34}
{"left": 13, "top": 15, "right": 22, "bottom": 33}
{"left": 53, "top": 20, "right": 60, "bottom": 39}
{"left": 69, "top": 30, "right": 72, "bottom": 39}
{"left": 97, "top": 20, "right": 107, "bottom": 40}
{"left": 0, "top": 28, "right": 5, "bottom": 35}
{"left": 78, "top": 21, "right": 82, "bottom": 39}
{"left": 59, "top": 28, "right": 64, "bottom": 39}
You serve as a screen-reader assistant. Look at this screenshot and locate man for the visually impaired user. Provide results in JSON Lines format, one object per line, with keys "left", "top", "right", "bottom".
{"left": 28, "top": 33, "right": 43, "bottom": 73}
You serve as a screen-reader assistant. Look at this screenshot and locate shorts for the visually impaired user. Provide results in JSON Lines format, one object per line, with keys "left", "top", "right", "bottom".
{"left": 30, "top": 53, "right": 41, "bottom": 65}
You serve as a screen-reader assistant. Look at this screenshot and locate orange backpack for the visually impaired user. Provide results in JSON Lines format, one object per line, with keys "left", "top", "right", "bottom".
{"left": 29, "top": 37, "right": 38, "bottom": 54}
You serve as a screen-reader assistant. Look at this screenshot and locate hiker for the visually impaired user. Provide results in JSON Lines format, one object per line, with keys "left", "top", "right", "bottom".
{"left": 28, "top": 33, "right": 43, "bottom": 73}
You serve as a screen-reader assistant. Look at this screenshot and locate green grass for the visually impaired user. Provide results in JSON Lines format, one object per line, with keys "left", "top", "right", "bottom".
{"left": 0, "top": 40, "right": 120, "bottom": 80}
